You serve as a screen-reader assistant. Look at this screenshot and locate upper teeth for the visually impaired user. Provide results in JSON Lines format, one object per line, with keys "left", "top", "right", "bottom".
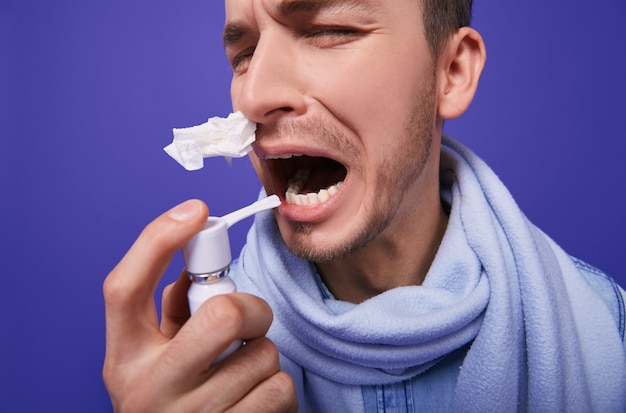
{"left": 264, "top": 153, "right": 303, "bottom": 160}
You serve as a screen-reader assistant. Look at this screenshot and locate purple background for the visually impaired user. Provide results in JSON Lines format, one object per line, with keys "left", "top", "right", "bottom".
{"left": 1, "top": 1, "right": 625, "bottom": 411}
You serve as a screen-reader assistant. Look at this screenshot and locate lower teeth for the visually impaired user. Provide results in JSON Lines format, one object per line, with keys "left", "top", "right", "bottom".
{"left": 285, "top": 181, "right": 343, "bottom": 206}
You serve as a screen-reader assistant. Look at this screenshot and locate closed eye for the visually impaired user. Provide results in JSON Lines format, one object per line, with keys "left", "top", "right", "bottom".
{"left": 230, "top": 47, "right": 255, "bottom": 73}
{"left": 303, "top": 27, "right": 364, "bottom": 47}
{"left": 228, "top": 27, "right": 363, "bottom": 72}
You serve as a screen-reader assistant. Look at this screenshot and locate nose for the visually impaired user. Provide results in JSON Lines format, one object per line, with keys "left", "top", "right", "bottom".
{"left": 232, "top": 32, "right": 307, "bottom": 124}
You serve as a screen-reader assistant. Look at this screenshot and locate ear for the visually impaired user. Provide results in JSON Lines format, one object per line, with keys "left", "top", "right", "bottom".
{"left": 436, "top": 27, "right": 486, "bottom": 120}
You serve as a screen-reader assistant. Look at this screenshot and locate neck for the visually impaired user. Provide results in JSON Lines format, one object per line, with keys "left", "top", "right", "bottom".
{"left": 315, "top": 187, "right": 448, "bottom": 304}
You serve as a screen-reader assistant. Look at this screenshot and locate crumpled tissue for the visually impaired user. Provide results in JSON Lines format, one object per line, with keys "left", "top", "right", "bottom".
{"left": 163, "top": 111, "right": 256, "bottom": 170}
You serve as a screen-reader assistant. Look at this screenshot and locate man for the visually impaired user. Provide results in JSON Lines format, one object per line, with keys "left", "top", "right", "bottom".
{"left": 103, "top": 0, "right": 626, "bottom": 411}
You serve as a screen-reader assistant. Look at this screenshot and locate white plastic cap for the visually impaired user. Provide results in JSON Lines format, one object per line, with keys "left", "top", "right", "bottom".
{"left": 182, "top": 217, "right": 231, "bottom": 275}
{"left": 181, "top": 195, "right": 280, "bottom": 276}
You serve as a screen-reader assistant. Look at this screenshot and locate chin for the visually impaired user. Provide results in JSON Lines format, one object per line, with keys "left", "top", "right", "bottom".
{"left": 276, "top": 202, "right": 392, "bottom": 263}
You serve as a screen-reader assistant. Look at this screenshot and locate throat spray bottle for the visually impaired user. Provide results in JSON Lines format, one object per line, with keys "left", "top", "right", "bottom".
{"left": 182, "top": 195, "right": 281, "bottom": 363}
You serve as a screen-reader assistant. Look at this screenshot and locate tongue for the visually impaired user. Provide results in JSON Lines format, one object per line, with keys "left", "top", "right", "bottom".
{"left": 301, "top": 162, "right": 346, "bottom": 193}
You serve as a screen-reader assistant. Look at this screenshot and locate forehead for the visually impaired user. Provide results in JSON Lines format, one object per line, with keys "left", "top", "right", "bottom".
{"left": 224, "top": 0, "right": 389, "bottom": 22}
{"left": 223, "top": 0, "right": 392, "bottom": 49}
{"left": 223, "top": 0, "right": 418, "bottom": 48}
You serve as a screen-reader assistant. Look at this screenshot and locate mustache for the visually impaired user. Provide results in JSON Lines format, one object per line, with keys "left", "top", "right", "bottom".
{"left": 255, "top": 114, "right": 359, "bottom": 159}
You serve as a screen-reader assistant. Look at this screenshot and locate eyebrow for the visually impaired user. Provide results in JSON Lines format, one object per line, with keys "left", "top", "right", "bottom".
{"left": 223, "top": 23, "right": 250, "bottom": 50}
{"left": 223, "top": 0, "right": 379, "bottom": 49}
{"left": 277, "top": 0, "right": 378, "bottom": 16}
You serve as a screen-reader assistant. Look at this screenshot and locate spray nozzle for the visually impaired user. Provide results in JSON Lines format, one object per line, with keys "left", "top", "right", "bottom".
{"left": 220, "top": 195, "right": 281, "bottom": 228}
{"left": 182, "top": 195, "right": 281, "bottom": 275}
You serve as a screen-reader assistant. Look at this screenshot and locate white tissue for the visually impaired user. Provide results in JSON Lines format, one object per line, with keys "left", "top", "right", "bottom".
{"left": 164, "top": 111, "right": 256, "bottom": 170}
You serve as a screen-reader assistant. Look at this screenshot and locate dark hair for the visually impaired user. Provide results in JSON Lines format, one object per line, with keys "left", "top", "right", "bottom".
{"left": 422, "top": 0, "right": 473, "bottom": 57}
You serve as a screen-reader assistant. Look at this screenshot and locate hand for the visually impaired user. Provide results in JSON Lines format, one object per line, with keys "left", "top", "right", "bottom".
{"left": 103, "top": 200, "right": 298, "bottom": 412}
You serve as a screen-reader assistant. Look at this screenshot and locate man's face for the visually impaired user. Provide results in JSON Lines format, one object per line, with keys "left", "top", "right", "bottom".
{"left": 225, "top": 0, "right": 440, "bottom": 262}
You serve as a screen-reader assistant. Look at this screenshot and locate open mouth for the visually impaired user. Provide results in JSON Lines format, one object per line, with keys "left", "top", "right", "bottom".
{"left": 264, "top": 155, "right": 347, "bottom": 206}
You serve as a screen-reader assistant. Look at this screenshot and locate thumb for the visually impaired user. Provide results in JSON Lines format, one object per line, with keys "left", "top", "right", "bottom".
{"left": 104, "top": 199, "right": 208, "bottom": 353}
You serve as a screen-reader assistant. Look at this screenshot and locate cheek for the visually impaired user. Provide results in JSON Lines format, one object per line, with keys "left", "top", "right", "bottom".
{"left": 230, "top": 80, "right": 241, "bottom": 111}
{"left": 311, "top": 48, "right": 425, "bottom": 139}
{"left": 308, "top": 69, "right": 389, "bottom": 150}
{"left": 248, "top": 154, "right": 271, "bottom": 190}
{"left": 248, "top": 152, "right": 261, "bottom": 171}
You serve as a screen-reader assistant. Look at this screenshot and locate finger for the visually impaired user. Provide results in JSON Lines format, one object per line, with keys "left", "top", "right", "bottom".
{"left": 180, "top": 338, "right": 286, "bottom": 412}
{"left": 104, "top": 200, "right": 208, "bottom": 349}
{"left": 161, "top": 269, "right": 192, "bottom": 338}
{"left": 231, "top": 371, "right": 299, "bottom": 413}
{"left": 158, "top": 293, "right": 274, "bottom": 383}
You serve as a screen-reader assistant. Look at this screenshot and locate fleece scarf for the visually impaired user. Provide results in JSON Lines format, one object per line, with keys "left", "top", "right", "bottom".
{"left": 233, "top": 136, "right": 626, "bottom": 412}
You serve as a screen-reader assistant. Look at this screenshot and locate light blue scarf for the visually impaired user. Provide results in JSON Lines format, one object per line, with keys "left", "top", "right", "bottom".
{"left": 233, "top": 136, "right": 626, "bottom": 412}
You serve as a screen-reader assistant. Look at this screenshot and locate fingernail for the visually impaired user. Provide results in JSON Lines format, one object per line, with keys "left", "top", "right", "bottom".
{"left": 169, "top": 200, "right": 201, "bottom": 221}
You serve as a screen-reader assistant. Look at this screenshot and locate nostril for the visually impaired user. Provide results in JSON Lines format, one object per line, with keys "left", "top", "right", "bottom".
{"left": 265, "top": 107, "right": 294, "bottom": 117}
